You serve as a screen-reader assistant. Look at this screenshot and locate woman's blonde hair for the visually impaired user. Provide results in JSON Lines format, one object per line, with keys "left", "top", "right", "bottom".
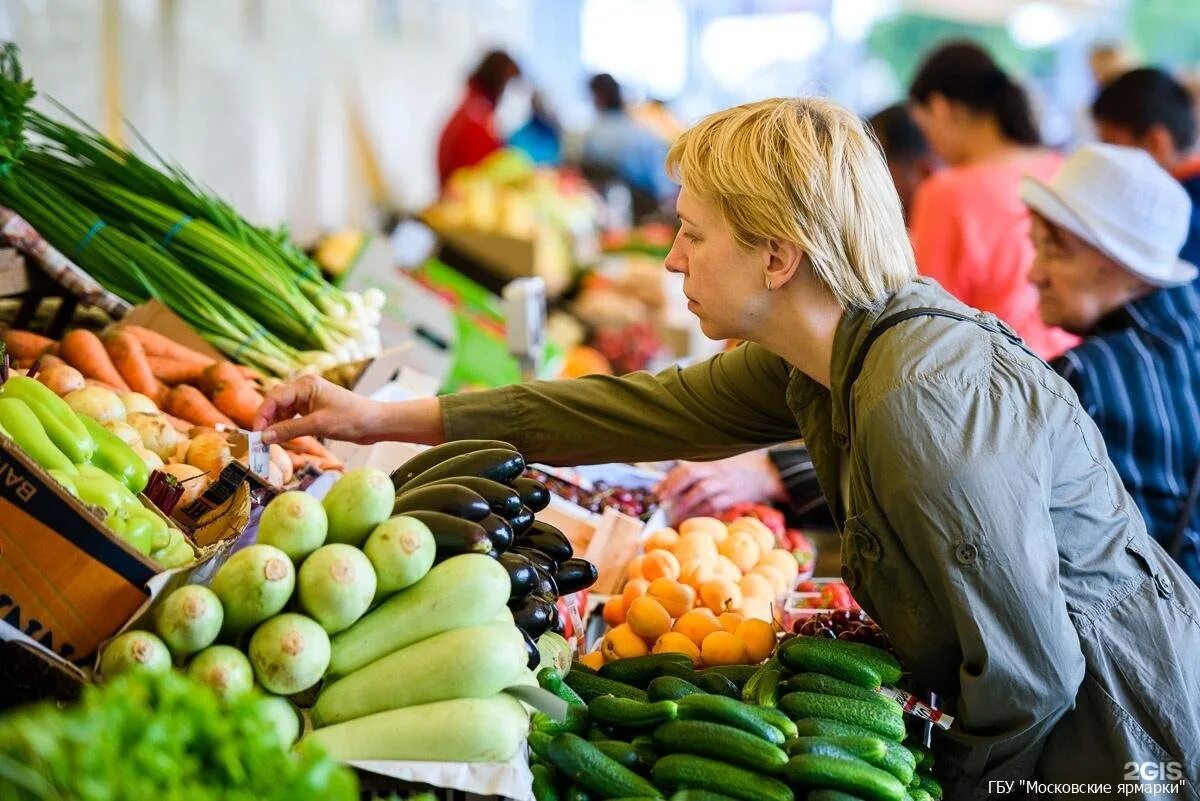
{"left": 666, "top": 97, "right": 916, "bottom": 309}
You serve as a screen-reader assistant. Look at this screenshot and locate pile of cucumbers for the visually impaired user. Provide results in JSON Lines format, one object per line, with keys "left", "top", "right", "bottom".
{"left": 527, "top": 635, "right": 943, "bottom": 801}
{"left": 389, "top": 440, "right": 598, "bottom": 663}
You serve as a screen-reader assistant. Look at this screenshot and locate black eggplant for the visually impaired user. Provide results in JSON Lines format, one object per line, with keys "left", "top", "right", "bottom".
{"left": 477, "top": 513, "right": 514, "bottom": 553}
{"left": 549, "top": 612, "right": 567, "bottom": 636}
{"left": 430, "top": 476, "right": 523, "bottom": 519}
{"left": 499, "top": 551, "right": 540, "bottom": 600}
{"left": 389, "top": 439, "right": 516, "bottom": 489}
{"left": 513, "top": 521, "right": 573, "bottom": 563}
{"left": 392, "top": 483, "right": 490, "bottom": 521}
{"left": 396, "top": 449, "right": 526, "bottom": 494}
{"left": 512, "top": 477, "right": 551, "bottom": 512}
{"left": 507, "top": 506, "right": 535, "bottom": 536}
{"left": 554, "top": 558, "right": 599, "bottom": 595}
{"left": 510, "top": 545, "right": 560, "bottom": 573}
{"left": 531, "top": 564, "right": 560, "bottom": 602}
{"left": 521, "top": 628, "right": 541, "bottom": 670}
{"left": 401, "top": 511, "right": 492, "bottom": 562}
{"left": 510, "top": 595, "right": 555, "bottom": 639}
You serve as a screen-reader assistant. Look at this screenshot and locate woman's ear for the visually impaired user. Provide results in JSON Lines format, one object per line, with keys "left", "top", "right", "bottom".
{"left": 764, "top": 239, "right": 804, "bottom": 290}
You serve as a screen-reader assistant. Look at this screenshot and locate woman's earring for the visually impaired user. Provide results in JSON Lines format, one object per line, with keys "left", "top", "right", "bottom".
{"left": 764, "top": 276, "right": 774, "bottom": 291}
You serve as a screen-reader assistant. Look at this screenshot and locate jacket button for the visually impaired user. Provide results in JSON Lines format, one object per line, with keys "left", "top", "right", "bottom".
{"left": 833, "top": 432, "right": 849, "bottom": 450}
{"left": 954, "top": 542, "right": 978, "bottom": 565}
{"left": 1156, "top": 574, "right": 1174, "bottom": 598}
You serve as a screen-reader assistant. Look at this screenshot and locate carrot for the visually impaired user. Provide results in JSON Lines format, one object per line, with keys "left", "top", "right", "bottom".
{"left": 2, "top": 329, "right": 57, "bottom": 362}
{"left": 147, "top": 356, "right": 207, "bottom": 386}
{"left": 161, "top": 412, "right": 195, "bottom": 435}
{"left": 284, "top": 435, "right": 337, "bottom": 460}
{"left": 210, "top": 379, "right": 265, "bottom": 430}
{"left": 60, "top": 329, "right": 130, "bottom": 391}
{"left": 198, "top": 361, "right": 248, "bottom": 396}
{"left": 103, "top": 330, "right": 162, "bottom": 403}
{"left": 165, "top": 385, "right": 235, "bottom": 429}
{"left": 122, "top": 325, "right": 214, "bottom": 365}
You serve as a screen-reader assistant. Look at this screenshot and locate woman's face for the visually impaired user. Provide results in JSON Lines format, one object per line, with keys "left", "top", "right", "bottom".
{"left": 910, "top": 95, "right": 964, "bottom": 166}
{"left": 1027, "top": 214, "right": 1143, "bottom": 334}
{"left": 664, "top": 187, "right": 770, "bottom": 341}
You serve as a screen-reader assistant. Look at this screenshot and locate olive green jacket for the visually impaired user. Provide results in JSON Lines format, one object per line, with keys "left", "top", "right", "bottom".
{"left": 443, "top": 278, "right": 1200, "bottom": 799}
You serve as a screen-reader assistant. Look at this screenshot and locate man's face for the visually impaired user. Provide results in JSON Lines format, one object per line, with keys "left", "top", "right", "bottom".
{"left": 1095, "top": 120, "right": 1178, "bottom": 171}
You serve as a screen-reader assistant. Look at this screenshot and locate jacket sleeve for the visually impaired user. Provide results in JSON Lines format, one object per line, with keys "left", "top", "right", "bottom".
{"left": 857, "top": 380, "right": 1086, "bottom": 791}
{"left": 441, "top": 343, "right": 801, "bottom": 465}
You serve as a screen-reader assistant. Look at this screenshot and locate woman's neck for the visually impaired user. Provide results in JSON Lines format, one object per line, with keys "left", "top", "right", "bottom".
{"left": 750, "top": 284, "right": 844, "bottom": 390}
{"left": 954, "top": 120, "right": 1024, "bottom": 166}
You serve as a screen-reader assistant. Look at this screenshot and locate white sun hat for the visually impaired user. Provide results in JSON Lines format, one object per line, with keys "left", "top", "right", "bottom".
{"left": 1020, "top": 142, "right": 1198, "bottom": 287}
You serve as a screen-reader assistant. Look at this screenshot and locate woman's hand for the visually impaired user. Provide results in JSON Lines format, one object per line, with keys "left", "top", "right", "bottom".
{"left": 253, "top": 375, "right": 383, "bottom": 445}
{"left": 656, "top": 449, "right": 788, "bottom": 525}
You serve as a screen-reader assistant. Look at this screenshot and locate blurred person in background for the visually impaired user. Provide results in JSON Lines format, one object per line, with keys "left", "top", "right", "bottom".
{"left": 1024, "top": 143, "right": 1200, "bottom": 585}
{"left": 436, "top": 50, "right": 521, "bottom": 186}
{"left": 630, "top": 98, "right": 686, "bottom": 144}
{"left": 1091, "top": 67, "right": 1200, "bottom": 269}
{"left": 581, "top": 73, "right": 675, "bottom": 205}
{"left": 508, "top": 90, "right": 562, "bottom": 166}
{"left": 1089, "top": 43, "right": 1135, "bottom": 89}
{"left": 907, "top": 41, "right": 1079, "bottom": 359}
{"left": 867, "top": 103, "right": 937, "bottom": 222}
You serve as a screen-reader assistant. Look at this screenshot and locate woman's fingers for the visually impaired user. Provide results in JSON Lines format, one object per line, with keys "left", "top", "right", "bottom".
{"left": 657, "top": 462, "right": 710, "bottom": 500}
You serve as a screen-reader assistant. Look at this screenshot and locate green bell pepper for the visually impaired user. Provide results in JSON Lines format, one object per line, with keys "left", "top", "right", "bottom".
{"left": 78, "top": 415, "right": 149, "bottom": 494}
{"left": 0, "top": 375, "right": 95, "bottom": 464}
{"left": 73, "top": 465, "right": 139, "bottom": 519}
{"left": 0, "top": 398, "right": 78, "bottom": 473}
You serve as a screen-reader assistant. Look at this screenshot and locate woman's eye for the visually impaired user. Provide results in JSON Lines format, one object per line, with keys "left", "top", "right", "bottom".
{"left": 683, "top": 232, "right": 700, "bottom": 243}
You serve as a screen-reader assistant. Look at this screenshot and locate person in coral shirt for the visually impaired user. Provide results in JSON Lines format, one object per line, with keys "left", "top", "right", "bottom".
{"left": 908, "top": 41, "right": 1078, "bottom": 359}
{"left": 436, "top": 50, "right": 521, "bottom": 187}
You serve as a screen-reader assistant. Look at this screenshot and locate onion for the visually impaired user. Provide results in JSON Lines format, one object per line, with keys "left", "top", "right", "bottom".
{"left": 103, "top": 420, "right": 143, "bottom": 448}
{"left": 133, "top": 446, "right": 165, "bottom": 473}
{"left": 268, "top": 444, "right": 294, "bottom": 486}
{"left": 120, "top": 391, "right": 159, "bottom": 415}
{"left": 161, "top": 463, "right": 210, "bottom": 507}
{"left": 186, "top": 432, "right": 232, "bottom": 480}
{"left": 64, "top": 386, "right": 125, "bottom": 423}
{"left": 127, "top": 413, "right": 181, "bottom": 460}
{"left": 38, "top": 364, "right": 85, "bottom": 396}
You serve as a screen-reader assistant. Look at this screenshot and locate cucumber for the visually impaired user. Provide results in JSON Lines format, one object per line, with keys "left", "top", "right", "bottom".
{"left": 392, "top": 483, "right": 491, "bottom": 520}
{"left": 631, "top": 733, "right": 660, "bottom": 770}
{"left": 675, "top": 695, "right": 785, "bottom": 745}
{"left": 648, "top": 676, "right": 707, "bottom": 702}
{"left": 915, "top": 775, "right": 942, "bottom": 800}
{"left": 564, "top": 669, "right": 649, "bottom": 702}
{"left": 669, "top": 792, "right": 741, "bottom": 801}
{"left": 654, "top": 720, "right": 789, "bottom": 774}
{"left": 395, "top": 447, "right": 525, "bottom": 493}
{"left": 602, "top": 654, "right": 696, "bottom": 688}
{"left": 565, "top": 786, "right": 592, "bottom": 801}
{"left": 778, "top": 693, "right": 905, "bottom": 741}
{"left": 652, "top": 754, "right": 794, "bottom": 801}
{"left": 694, "top": 672, "right": 741, "bottom": 699}
{"left": 908, "top": 790, "right": 932, "bottom": 801}
{"left": 533, "top": 705, "right": 590, "bottom": 736}
{"left": 538, "top": 667, "right": 587, "bottom": 706}
{"left": 785, "top": 736, "right": 887, "bottom": 763}
{"left": 778, "top": 637, "right": 901, "bottom": 689}
{"left": 909, "top": 744, "right": 933, "bottom": 772}
{"left": 593, "top": 739, "right": 642, "bottom": 770}
{"left": 571, "top": 660, "right": 598, "bottom": 674}
{"left": 747, "top": 705, "right": 799, "bottom": 740}
{"left": 784, "top": 754, "right": 907, "bottom": 801}
{"left": 809, "top": 792, "right": 871, "bottom": 801}
{"left": 546, "top": 733, "right": 662, "bottom": 799}
{"left": 699, "top": 665, "right": 759, "bottom": 689}
{"left": 389, "top": 440, "right": 516, "bottom": 489}
{"left": 742, "top": 659, "right": 785, "bottom": 708}
{"left": 529, "top": 730, "right": 554, "bottom": 761}
{"left": 586, "top": 725, "right": 613, "bottom": 742}
{"left": 590, "top": 696, "right": 678, "bottom": 729}
{"left": 789, "top": 726, "right": 914, "bottom": 784}
{"left": 531, "top": 763, "right": 560, "bottom": 801}
{"left": 784, "top": 673, "right": 892, "bottom": 705}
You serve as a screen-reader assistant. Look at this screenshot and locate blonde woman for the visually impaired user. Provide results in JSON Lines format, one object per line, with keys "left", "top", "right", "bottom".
{"left": 257, "top": 98, "right": 1199, "bottom": 795}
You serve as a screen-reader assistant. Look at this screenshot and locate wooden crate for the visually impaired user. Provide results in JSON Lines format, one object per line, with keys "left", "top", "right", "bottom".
{"left": 0, "top": 247, "right": 80, "bottom": 338}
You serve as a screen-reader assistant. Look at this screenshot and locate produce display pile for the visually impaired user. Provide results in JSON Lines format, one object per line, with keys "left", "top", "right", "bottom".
{"left": 588, "top": 516, "right": 802, "bottom": 670}
{"left": 0, "top": 50, "right": 381, "bottom": 376}
{"left": 525, "top": 467, "right": 660, "bottom": 519}
{"left": 94, "top": 443, "right": 599, "bottom": 766}
{"left": 3, "top": 325, "right": 342, "bottom": 476}
{"left": 528, "top": 631, "right": 942, "bottom": 801}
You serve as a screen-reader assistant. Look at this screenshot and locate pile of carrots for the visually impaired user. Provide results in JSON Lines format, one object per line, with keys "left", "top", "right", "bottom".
{"left": 3, "top": 326, "right": 342, "bottom": 473}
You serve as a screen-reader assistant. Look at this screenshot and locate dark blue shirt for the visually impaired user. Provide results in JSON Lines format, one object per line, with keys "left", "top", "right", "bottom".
{"left": 1179, "top": 171, "right": 1200, "bottom": 271}
{"left": 1053, "top": 285, "right": 1200, "bottom": 583}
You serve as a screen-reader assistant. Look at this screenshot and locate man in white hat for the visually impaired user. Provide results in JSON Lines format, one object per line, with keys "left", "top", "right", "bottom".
{"left": 1023, "top": 142, "right": 1200, "bottom": 585}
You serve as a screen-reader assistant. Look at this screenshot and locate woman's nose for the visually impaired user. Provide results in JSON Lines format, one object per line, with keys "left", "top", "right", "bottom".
{"left": 664, "top": 239, "right": 686, "bottom": 275}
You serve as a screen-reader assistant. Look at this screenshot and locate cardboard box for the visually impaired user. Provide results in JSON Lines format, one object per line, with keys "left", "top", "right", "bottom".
{"left": 0, "top": 436, "right": 160, "bottom": 664}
